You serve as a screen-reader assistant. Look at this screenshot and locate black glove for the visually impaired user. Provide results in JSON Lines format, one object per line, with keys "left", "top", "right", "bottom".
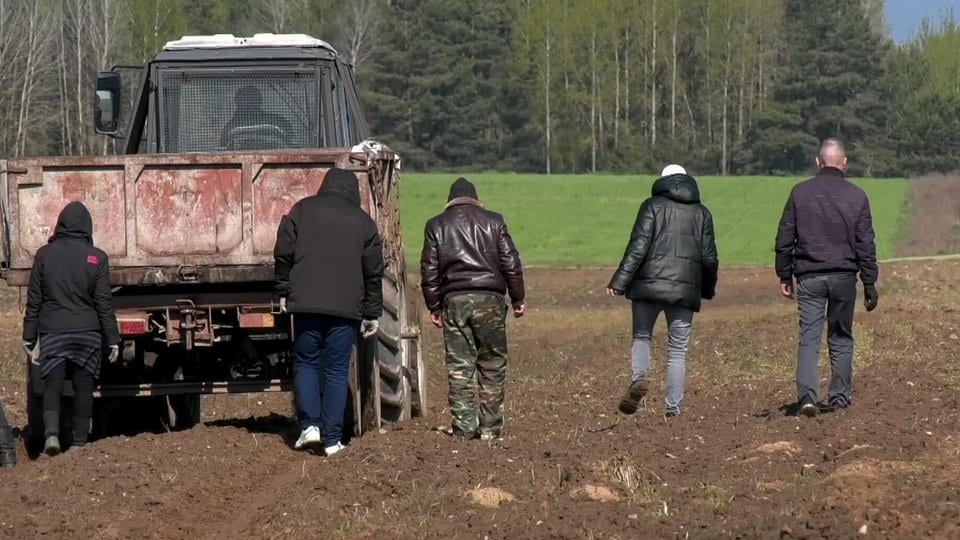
{"left": 863, "top": 284, "right": 878, "bottom": 312}
{"left": 701, "top": 266, "right": 718, "bottom": 300}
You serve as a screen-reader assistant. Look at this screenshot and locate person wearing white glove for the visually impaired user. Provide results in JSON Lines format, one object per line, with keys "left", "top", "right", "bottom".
{"left": 274, "top": 168, "right": 384, "bottom": 456}
{"left": 22, "top": 201, "right": 120, "bottom": 455}
{"left": 360, "top": 319, "right": 379, "bottom": 339}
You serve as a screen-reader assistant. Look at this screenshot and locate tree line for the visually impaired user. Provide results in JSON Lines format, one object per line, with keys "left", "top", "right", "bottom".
{"left": 2, "top": 0, "right": 958, "bottom": 177}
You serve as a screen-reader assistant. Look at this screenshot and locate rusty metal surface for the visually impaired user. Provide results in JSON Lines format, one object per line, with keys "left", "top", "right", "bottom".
{"left": 2, "top": 148, "right": 401, "bottom": 285}
{"left": 2, "top": 263, "right": 275, "bottom": 287}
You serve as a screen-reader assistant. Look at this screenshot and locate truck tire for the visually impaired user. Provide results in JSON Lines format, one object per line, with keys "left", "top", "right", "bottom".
{"left": 375, "top": 267, "right": 410, "bottom": 425}
{"left": 166, "top": 394, "right": 201, "bottom": 430}
{"left": 154, "top": 350, "right": 201, "bottom": 431}
{"left": 372, "top": 261, "right": 426, "bottom": 422}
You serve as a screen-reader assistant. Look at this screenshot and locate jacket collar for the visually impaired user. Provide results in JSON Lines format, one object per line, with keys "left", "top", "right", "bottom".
{"left": 819, "top": 166, "right": 845, "bottom": 178}
{"left": 444, "top": 197, "right": 484, "bottom": 211}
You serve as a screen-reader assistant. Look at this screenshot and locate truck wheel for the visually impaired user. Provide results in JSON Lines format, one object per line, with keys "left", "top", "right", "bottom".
{"left": 166, "top": 394, "right": 201, "bottom": 430}
{"left": 376, "top": 268, "right": 411, "bottom": 425}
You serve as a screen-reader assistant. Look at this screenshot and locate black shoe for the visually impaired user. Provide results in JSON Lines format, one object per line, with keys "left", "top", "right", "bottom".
{"left": 44, "top": 435, "right": 61, "bottom": 456}
{"left": 451, "top": 428, "right": 478, "bottom": 441}
{"left": 0, "top": 445, "right": 15, "bottom": 467}
{"left": 798, "top": 396, "right": 818, "bottom": 418}
{"left": 0, "top": 426, "right": 16, "bottom": 467}
{"left": 826, "top": 397, "right": 849, "bottom": 413}
{"left": 618, "top": 378, "right": 649, "bottom": 415}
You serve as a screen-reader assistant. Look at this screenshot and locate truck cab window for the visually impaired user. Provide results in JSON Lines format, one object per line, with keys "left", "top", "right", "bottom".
{"left": 158, "top": 70, "right": 321, "bottom": 153}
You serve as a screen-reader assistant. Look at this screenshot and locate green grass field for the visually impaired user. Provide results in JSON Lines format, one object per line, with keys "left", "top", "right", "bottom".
{"left": 398, "top": 173, "right": 909, "bottom": 268}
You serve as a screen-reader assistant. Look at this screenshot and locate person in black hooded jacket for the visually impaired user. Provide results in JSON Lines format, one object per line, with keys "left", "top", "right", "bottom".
{"left": 274, "top": 167, "right": 384, "bottom": 456}
{"left": 607, "top": 164, "right": 719, "bottom": 418}
{"left": 23, "top": 201, "right": 120, "bottom": 456}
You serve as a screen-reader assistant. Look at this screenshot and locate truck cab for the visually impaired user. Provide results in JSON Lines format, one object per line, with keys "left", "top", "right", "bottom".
{"left": 96, "top": 33, "right": 369, "bottom": 154}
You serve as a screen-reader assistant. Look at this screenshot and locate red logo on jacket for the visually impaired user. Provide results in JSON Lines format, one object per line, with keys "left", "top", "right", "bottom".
{"left": 87, "top": 255, "right": 99, "bottom": 265}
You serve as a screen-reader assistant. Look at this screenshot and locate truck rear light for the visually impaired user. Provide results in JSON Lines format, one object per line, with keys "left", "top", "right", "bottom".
{"left": 240, "top": 307, "right": 275, "bottom": 328}
{"left": 117, "top": 312, "right": 150, "bottom": 335}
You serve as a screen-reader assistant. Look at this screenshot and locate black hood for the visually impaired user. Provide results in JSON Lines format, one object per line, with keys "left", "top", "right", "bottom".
{"left": 319, "top": 168, "right": 361, "bottom": 205}
{"left": 652, "top": 173, "right": 701, "bottom": 204}
{"left": 50, "top": 201, "right": 93, "bottom": 244}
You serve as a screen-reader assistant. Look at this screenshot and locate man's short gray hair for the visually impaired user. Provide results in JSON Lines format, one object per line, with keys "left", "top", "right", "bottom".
{"left": 818, "top": 137, "right": 846, "bottom": 167}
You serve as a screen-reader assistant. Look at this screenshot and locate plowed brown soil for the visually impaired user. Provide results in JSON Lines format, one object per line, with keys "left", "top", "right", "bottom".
{"left": 1, "top": 262, "right": 959, "bottom": 539}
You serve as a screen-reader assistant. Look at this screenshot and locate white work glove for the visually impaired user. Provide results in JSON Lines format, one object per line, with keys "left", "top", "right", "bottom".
{"left": 23, "top": 340, "right": 39, "bottom": 365}
{"left": 279, "top": 297, "right": 288, "bottom": 313}
{"left": 107, "top": 344, "right": 120, "bottom": 364}
{"left": 360, "top": 319, "right": 379, "bottom": 339}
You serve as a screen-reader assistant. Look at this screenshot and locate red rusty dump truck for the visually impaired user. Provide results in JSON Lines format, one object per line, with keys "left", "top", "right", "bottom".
{"left": 0, "top": 34, "right": 424, "bottom": 453}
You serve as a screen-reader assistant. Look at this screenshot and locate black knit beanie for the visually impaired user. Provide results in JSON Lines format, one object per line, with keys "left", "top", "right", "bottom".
{"left": 447, "top": 177, "right": 478, "bottom": 202}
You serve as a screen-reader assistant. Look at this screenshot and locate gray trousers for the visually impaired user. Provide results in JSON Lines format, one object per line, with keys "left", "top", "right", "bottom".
{"left": 795, "top": 273, "right": 857, "bottom": 406}
{"left": 631, "top": 301, "right": 694, "bottom": 414}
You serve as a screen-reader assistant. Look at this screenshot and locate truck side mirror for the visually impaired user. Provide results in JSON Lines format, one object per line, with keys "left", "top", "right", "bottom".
{"left": 94, "top": 71, "right": 122, "bottom": 135}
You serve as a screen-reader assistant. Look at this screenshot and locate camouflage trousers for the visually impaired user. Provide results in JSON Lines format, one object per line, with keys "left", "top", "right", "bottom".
{"left": 442, "top": 293, "right": 509, "bottom": 439}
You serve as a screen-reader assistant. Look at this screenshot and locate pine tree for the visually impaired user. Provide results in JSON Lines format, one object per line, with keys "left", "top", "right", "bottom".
{"left": 747, "top": 0, "right": 890, "bottom": 175}
{"left": 363, "top": 0, "right": 516, "bottom": 170}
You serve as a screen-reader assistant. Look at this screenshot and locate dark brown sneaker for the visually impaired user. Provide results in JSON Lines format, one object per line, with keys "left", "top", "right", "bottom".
{"left": 618, "top": 378, "right": 649, "bottom": 415}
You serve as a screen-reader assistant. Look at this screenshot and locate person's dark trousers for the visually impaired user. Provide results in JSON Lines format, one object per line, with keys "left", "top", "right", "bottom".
{"left": 0, "top": 400, "right": 16, "bottom": 466}
{"left": 292, "top": 313, "right": 358, "bottom": 448}
{"left": 42, "top": 362, "right": 95, "bottom": 444}
{"left": 795, "top": 273, "right": 858, "bottom": 407}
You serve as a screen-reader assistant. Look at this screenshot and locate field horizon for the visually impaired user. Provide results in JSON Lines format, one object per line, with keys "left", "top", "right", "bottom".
{"left": 398, "top": 172, "right": 914, "bottom": 269}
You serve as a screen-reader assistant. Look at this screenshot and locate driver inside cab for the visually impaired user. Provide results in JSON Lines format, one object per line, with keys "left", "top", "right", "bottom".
{"left": 220, "top": 85, "right": 293, "bottom": 150}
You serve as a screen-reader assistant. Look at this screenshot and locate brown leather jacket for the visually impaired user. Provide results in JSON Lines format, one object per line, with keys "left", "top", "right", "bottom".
{"left": 419, "top": 197, "right": 525, "bottom": 314}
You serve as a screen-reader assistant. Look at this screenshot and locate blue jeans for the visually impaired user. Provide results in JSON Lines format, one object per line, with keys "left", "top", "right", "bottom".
{"left": 631, "top": 301, "right": 694, "bottom": 414}
{"left": 292, "top": 314, "right": 357, "bottom": 447}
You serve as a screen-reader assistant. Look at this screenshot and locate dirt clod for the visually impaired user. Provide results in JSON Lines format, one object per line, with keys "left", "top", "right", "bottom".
{"left": 756, "top": 441, "right": 802, "bottom": 455}
{"left": 569, "top": 485, "right": 621, "bottom": 503}
{"left": 466, "top": 487, "right": 516, "bottom": 508}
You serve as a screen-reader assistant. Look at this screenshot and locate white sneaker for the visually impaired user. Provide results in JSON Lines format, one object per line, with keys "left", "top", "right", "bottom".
{"left": 294, "top": 426, "right": 321, "bottom": 449}
{"left": 323, "top": 442, "right": 345, "bottom": 456}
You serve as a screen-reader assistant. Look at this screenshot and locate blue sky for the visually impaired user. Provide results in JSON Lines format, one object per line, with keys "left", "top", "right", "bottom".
{"left": 885, "top": 0, "right": 960, "bottom": 42}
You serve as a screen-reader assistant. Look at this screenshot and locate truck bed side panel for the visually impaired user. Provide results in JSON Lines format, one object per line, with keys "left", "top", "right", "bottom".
{"left": 1, "top": 149, "right": 389, "bottom": 286}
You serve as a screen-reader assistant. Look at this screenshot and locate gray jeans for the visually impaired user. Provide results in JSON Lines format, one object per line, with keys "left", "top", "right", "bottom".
{"left": 796, "top": 273, "right": 857, "bottom": 406}
{"left": 631, "top": 301, "right": 694, "bottom": 414}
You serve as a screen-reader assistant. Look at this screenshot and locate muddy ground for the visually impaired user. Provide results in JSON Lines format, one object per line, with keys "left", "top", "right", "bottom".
{"left": 0, "top": 262, "right": 958, "bottom": 539}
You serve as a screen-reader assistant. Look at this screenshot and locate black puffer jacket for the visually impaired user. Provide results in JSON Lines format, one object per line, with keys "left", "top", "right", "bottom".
{"left": 274, "top": 168, "right": 384, "bottom": 321}
{"left": 609, "top": 173, "right": 719, "bottom": 312}
{"left": 420, "top": 196, "right": 525, "bottom": 314}
{"left": 22, "top": 202, "right": 120, "bottom": 345}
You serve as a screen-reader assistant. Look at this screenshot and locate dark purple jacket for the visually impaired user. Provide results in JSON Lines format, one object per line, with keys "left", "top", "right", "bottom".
{"left": 775, "top": 167, "right": 878, "bottom": 285}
